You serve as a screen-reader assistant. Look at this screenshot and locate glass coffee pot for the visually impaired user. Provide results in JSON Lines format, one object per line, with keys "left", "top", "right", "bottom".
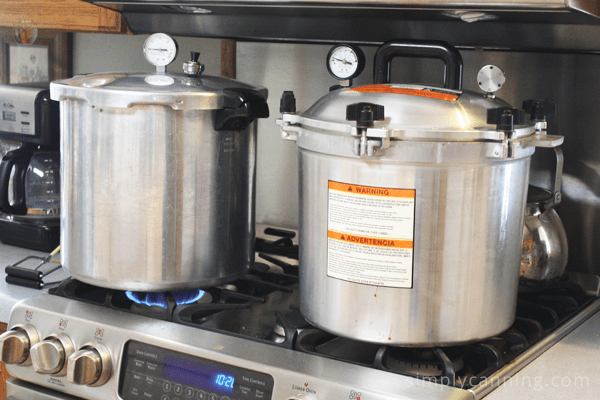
{"left": 0, "top": 143, "right": 60, "bottom": 217}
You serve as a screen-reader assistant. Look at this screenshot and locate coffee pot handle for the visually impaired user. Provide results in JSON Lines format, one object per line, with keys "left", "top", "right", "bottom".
{"left": 0, "top": 145, "right": 35, "bottom": 215}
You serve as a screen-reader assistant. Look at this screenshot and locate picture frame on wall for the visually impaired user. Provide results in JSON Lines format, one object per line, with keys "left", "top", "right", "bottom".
{"left": 0, "top": 28, "right": 72, "bottom": 84}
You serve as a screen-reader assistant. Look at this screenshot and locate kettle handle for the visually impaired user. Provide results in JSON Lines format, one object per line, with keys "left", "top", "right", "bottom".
{"left": 373, "top": 39, "right": 463, "bottom": 90}
{"left": 548, "top": 146, "right": 564, "bottom": 208}
{"left": 530, "top": 146, "right": 564, "bottom": 211}
{"left": 0, "top": 145, "right": 35, "bottom": 215}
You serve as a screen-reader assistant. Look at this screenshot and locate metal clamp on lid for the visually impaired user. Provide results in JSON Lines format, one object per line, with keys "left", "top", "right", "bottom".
{"left": 523, "top": 99, "right": 556, "bottom": 122}
{"left": 487, "top": 107, "right": 526, "bottom": 135}
{"left": 513, "top": 100, "right": 563, "bottom": 157}
{"left": 346, "top": 102, "right": 389, "bottom": 156}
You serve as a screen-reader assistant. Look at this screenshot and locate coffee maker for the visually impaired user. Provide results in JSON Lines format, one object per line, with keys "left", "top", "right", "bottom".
{"left": 0, "top": 82, "right": 60, "bottom": 251}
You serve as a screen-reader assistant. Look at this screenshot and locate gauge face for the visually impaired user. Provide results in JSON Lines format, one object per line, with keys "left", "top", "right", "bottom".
{"left": 326, "top": 44, "right": 365, "bottom": 80}
{"left": 143, "top": 33, "right": 179, "bottom": 67}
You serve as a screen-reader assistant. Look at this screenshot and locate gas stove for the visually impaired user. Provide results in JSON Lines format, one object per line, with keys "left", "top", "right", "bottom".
{"left": 3, "top": 225, "right": 600, "bottom": 400}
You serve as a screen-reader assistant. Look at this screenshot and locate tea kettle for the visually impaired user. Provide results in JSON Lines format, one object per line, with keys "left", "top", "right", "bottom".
{"left": 520, "top": 145, "right": 568, "bottom": 291}
{"left": 0, "top": 143, "right": 60, "bottom": 216}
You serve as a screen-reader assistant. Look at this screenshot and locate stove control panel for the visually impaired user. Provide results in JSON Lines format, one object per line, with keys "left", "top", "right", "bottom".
{"left": 6, "top": 295, "right": 469, "bottom": 400}
{"left": 120, "top": 341, "right": 274, "bottom": 400}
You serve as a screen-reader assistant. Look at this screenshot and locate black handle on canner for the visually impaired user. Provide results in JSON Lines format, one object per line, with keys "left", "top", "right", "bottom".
{"left": 373, "top": 39, "right": 463, "bottom": 90}
{"left": 0, "top": 145, "right": 35, "bottom": 215}
{"left": 214, "top": 88, "right": 270, "bottom": 131}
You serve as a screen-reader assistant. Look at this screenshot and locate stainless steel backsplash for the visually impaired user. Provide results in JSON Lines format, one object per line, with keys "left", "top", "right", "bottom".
{"left": 238, "top": 42, "right": 600, "bottom": 274}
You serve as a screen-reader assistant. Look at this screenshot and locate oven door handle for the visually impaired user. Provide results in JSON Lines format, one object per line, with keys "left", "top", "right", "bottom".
{"left": 6, "top": 378, "right": 84, "bottom": 400}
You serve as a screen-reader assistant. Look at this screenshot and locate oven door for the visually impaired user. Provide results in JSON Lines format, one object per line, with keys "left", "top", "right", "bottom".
{"left": 6, "top": 378, "right": 84, "bottom": 400}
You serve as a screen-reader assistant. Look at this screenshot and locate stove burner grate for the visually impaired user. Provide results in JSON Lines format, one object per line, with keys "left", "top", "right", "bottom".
{"left": 384, "top": 347, "right": 465, "bottom": 378}
{"left": 49, "top": 267, "right": 296, "bottom": 324}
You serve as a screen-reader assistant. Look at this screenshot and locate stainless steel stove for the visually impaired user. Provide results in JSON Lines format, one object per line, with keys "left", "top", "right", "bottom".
{"left": 3, "top": 226, "right": 600, "bottom": 400}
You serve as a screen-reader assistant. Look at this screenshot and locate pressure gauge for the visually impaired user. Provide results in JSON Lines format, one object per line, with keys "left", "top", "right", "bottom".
{"left": 326, "top": 44, "right": 366, "bottom": 81}
{"left": 143, "top": 33, "right": 179, "bottom": 70}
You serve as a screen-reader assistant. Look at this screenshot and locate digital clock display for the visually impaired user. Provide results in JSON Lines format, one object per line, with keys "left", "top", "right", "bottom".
{"left": 162, "top": 354, "right": 235, "bottom": 395}
{"left": 2, "top": 111, "right": 16, "bottom": 121}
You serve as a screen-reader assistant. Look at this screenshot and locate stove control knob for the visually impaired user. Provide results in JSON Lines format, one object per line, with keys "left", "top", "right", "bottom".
{"left": 0, "top": 323, "right": 40, "bottom": 365}
{"left": 30, "top": 333, "right": 74, "bottom": 376}
{"left": 67, "top": 342, "right": 111, "bottom": 387}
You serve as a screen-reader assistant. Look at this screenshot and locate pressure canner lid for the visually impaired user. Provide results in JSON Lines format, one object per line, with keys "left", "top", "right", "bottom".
{"left": 50, "top": 72, "right": 268, "bottom": 111}
{"left": 298, "top": 83, "right": 537, "bottom": 141}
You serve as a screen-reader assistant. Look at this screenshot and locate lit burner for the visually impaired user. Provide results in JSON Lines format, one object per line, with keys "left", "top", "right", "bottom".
{"left": 126, "top": 289, "right": 205, "bottom": 309}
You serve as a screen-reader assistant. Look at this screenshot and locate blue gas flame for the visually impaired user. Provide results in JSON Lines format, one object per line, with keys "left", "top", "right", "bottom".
{"left": 172, "top": 290, "right": 205, "bottom": 305}
{"left": 126, "top": 290, "right": 205, "bottom": 309}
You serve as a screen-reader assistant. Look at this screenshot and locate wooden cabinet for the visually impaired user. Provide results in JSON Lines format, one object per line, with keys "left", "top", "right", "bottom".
{"left": 0, "top": 322, "right": 7, "bottom": 400}
{"left": 0, "top": 0, "right": 129, "bottom": 33}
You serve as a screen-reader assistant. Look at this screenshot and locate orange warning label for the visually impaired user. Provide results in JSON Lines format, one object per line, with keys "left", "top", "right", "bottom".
{"left": 328, "top": 230, "right": 413, "bottom": 249}
{"left": 327, "top": 180, "right": 415, "bottom": 288}
{"left": 349, "top": 84, "right": 459, "bottom": 102}
{"left": 328, "top": 181, "right": 415, "bottom": 199}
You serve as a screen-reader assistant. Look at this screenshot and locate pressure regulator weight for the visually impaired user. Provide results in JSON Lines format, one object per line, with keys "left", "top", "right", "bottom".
{"left": 326, "top": 44, "right": 366, "bottom": 81}
{"left": 143, "top": 33, "right": 179, "bottom": 71}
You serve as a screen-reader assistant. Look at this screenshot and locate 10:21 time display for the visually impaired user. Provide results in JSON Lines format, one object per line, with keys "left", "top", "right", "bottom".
{"left": 162, "top": 355, "right": 235, "bottom": 395}
{"left": 215, "top": 374, "right": 234, "bottom": 390}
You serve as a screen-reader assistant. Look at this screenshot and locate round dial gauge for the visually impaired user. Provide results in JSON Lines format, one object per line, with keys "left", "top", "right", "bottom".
{"left": 143, "top": 33, "right": 179, "bottom": 67}
{"left": 326, "top": 44, "right": 366, "bottom": 81}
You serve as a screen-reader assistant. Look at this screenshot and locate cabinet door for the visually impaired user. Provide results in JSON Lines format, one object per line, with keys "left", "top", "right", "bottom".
{"left": 0, "top": 322, "right": 7, "bottom": 400}
{"left": 0, "top": 0, "right": 128, "bottom": 33}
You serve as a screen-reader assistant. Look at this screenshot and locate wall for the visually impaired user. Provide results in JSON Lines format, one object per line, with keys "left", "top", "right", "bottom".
{"left": 73, "top": 33, "right": 222, "bottom": 76}
{"left": 74, "top": 34, "right": 600, "bottom": 274}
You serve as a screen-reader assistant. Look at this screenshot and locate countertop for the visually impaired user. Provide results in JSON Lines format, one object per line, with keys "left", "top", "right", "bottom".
{"left": 484, "top": 307, "right": 600, "bottom": 399}
{"left": 0, "top": 243, "right": 69, "bottom": 322}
